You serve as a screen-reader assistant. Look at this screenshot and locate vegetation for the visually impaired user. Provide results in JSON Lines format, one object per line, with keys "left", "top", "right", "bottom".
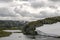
{"left": 0, "top": 30, "right": 12, "bottom": 37}
{"left": 0, "top": 20, "right": 27, "bottom": 37}
{"left": 0, "top": 27, "right": 23, "bottom": 30}
{"left": 0, "top": 20, "right": 27, "bottom": 30}
{"left": 22, "top": 16, "right": 60, "bottom": 35}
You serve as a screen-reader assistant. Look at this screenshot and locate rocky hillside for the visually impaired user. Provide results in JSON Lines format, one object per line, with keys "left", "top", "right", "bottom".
{"left": 22, "top": 16, "right": 60, "bottom": 35}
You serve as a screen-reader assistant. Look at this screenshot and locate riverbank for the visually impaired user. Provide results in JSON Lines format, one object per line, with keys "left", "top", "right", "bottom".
{"left": 3, "top": 30, "right": 22, "bottom": 33}
{"left": 0, "top": 30, "right": 12, "bottom": 37}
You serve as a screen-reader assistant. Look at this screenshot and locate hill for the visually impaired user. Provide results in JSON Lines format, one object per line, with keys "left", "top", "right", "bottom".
{"left": 0, "top": 20, "right": 27, "bottom": 30}
{"left": 22, "top": 16, "right": 60, "bottom": 35}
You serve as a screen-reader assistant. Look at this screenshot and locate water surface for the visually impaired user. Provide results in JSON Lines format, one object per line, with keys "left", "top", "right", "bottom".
{"left": 0, "top": 33, "right": 60, "bottom": 40}
{"left": 1, "top": 22, "right": 60, "bottom": 40}
{"left": 36, "top": 22, "right": 60, "bottom": 35}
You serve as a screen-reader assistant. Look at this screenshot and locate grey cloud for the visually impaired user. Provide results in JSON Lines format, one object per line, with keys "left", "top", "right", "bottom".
{"left": 19, "top": 11, "right": 32, "bottom": 17}
{"left": 40, "top": 11, "right": 51, "bottom": 18}
{"left": 0, "top": 0, "right": 13, "bottom": 2}
{"left": 50, "top": 0, "right": 60, "bottom": 2}
{"left": 0, "top": 8, "right": 17, "bottom": 17}
{"left": 40, "top": 11, "right": 60, "bottom": 18}
{"left": 49, "top": 5, "right": 57, "bottom": 9}
{"left": 30, "top": 0, "right": 59, "bottom": 9}
{"left": 14, "top": 9, "right": 33, "bottom": 17}
{"left": 0, "top": 0, "right": 59, "bottom": 21}
{"left": 20, "top": 0, "right": 34, "bottom": 1}
{"left": 20, "top": 0, "right": 28, "bottom": 1}
{"left": 31, "top": 1, "right": 46, "bottom": 8}
{"left": 14, "top": 8, "right": 43, "bottom": 19}
{"left": 31, "top": 14, "right": 43, "bottom": 18}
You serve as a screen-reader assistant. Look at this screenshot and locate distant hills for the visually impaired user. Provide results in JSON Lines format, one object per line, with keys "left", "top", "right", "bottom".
{"left": 0, "top": 20, "right": 28, "bottom": 30}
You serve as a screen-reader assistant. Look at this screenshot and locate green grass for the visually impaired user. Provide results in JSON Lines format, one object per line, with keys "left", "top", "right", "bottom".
{"left": 0, "top": 27, "right": 21, "bottom": 30}
{"left": 0, "top": 31, "right": 12, "bottom": 37}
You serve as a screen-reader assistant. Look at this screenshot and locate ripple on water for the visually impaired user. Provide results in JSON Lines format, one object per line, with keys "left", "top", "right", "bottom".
{"left": 0, "top": 33, "right": 60, "bottom": 40}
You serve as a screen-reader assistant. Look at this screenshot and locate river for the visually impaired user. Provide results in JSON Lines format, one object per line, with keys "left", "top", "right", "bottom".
{"left": 0, "top": 22, "right": 60, "bottom": 40}
{"left": 36, "top": 22, "right": 60, "bottom": 35}
{"left": 0, "top": 32, "right": 60, "bottom": 40}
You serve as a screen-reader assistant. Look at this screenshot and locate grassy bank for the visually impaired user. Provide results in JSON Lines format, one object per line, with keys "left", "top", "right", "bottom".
{"left": 0, "top": 27, "right": 22, "bottom": 30}
{"left": 0, "top": 31, "right": 12, "bottom": 37}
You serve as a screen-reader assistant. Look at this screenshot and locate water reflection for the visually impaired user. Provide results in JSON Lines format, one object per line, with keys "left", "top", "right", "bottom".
{"left": 0, "top": 33, "right": 60, "bottom": 40}
{"left": 0, "top": 30, "right": 60, "bottom": 40}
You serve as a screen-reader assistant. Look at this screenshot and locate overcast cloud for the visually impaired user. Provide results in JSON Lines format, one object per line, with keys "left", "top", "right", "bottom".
{"left": 0, "top": 0, "right": 60, "bottom": 21}
{"left": 0, "top": 0, "right": 13, "bottom": 3}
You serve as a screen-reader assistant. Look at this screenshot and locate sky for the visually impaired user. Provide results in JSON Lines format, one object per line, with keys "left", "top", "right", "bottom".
{"left": 0, "top": 0, "right": 60, "bottom": 21}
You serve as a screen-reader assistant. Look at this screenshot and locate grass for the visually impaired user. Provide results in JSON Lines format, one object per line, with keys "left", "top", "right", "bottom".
{"left": 0, "top": 27, "right": 20, "bottom": 30}
{"left": 0, "top": 30, "right": 12, "bottom": 37}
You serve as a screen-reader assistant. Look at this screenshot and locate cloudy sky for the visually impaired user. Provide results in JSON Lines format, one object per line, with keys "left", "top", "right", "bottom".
{"left": 0, "top": 0, "right": 60, "bottom": 21}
